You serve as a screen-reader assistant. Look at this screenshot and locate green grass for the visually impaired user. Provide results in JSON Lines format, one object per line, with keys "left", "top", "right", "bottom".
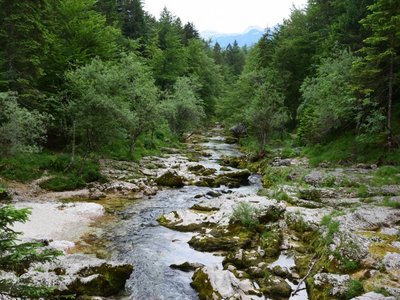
{"left": 231, "top": 202, "right": 259, "bottom": 229}
{"left": 382, "top": 197, "right": 400, "bottom": 209}
{"left": 303, "top": 133, "right": 400, "bottom": 166}
{"left": 372, "top": 166, "right": 400, "bottom": 185}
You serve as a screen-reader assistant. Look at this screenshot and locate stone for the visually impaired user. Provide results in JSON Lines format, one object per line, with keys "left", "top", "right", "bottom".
{"left": 170, "top": 262, "right": 204, "bottom": 272}
{"left": 155, "top": 170, "right": 185, "bottom": 188}
{"left": 304, "top": 171, "right": 325, "bottom": 186}
{"left": 206, "top": 191, "right": 222, "bottom": 198}
{"left": 382, "top": 253, "right": 400, "bottom": 272}
{"left": 18, "top": 254, "right": 133, "bottom": 297}
{"left": 262, "top": 276, "right": 292, "bottom": 298}
{"left": 313, "top": 273, "right": 351, "bottom": 296}
{"left": 191, "top": 266, "right": 261, "bottom": 300}
{"left": 229, "top": 124, "right": 247, "bottom": 138}
{"left": 351, "top": 292, "right": 396, "bottom": 300}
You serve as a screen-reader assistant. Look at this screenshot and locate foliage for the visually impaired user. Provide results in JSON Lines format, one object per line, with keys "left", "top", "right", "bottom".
{"left": 161, "top": 77, "right": 205, "bottom": 138}
{"left": 0, "top": 205, "right": 61, "bottom": 298}
{"left": 0, "top": 92, "right": 47, "bottom": 156}
{"left": 231, "top": 202, "right": 259, "bottom": 229}
{"left": 298, "top": 50, "right": 356, "bottom": 144}
{"left": 66, "top": 54, "right": 159, "bottom": 155}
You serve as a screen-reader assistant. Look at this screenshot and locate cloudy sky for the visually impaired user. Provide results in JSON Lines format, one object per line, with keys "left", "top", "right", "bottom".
{"left": 143, "top": 0, "right": 308, "bottom": 34}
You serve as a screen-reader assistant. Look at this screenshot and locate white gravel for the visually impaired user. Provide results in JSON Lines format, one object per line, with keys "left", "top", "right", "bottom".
{"left": 12, "top": 202, "right": 104, "bottom": 247}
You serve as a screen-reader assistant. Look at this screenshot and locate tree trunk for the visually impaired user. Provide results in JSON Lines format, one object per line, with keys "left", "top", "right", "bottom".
{"left": 387, "top": 53, "right": 394, "bottom": 149}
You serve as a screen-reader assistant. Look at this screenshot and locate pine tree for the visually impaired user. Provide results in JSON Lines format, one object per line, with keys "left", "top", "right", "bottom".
{"left": 353, "top": 0, "right": 400, "bottom": 147}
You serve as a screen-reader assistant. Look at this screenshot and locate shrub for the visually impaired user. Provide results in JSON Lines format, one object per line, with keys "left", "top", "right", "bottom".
{"left": 231, "top": 202, "right": 259, "bottom": 229}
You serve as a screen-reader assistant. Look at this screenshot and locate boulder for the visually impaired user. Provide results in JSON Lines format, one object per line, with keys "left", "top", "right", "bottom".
{"left": 17, "top": 254, "right": 133, "bottom": 297}
{"left": 170, "top": 262, "right": 204, "bottom": 272}
{"left": 351, "top": 292, "right": 396, "bottom": 300}
{"left": 229, "top": 124, "right": 247, "bottom": 138}
{"left": 155, "top": 171, "right": 185, "bottom": 188}
{"left": 191, "top": 266, "right": 262, "bottom": 300}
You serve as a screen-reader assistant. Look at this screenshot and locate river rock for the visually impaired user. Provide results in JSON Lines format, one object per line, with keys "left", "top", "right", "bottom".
{"left": 170, "top": 262, "right": 204, "bottom": 272}
{"left": 351, "top": 292, "right": 396, "bottom": 300}
{"left": 261, "top": 275, "right": 292, "bottom": 298}
{"left": 191, "top": 266, "right": 263, "bottom": 300}
{"left": 15, "top": 254, "right": 133, "bottom": 297}
{"left": 155, "top": 170, "right": 185, "bottom": 188}
{"left": 229, "top": 124, "right": 247, "bottom": 138}
{"left": 158, "top": 209, "right": 212, "bottom": 231}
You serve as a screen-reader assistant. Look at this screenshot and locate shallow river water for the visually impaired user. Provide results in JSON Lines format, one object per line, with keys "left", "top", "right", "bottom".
{"left": 105, "top": 131, "right": 306, "bottom": 300}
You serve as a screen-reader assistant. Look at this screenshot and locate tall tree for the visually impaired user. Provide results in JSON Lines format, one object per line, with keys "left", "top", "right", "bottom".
{"left": 353, "top": 0, "right": 400, "bottom": 147}
{"left": 225, "top": 41, "right": 245, "bottom": 77}
{"left": 0, "top": 0, "right": 48, "bottom": 99}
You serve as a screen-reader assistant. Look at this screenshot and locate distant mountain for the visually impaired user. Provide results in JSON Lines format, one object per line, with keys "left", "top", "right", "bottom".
{"left": 201, "top": 27, "right": 265, "bottom": 48}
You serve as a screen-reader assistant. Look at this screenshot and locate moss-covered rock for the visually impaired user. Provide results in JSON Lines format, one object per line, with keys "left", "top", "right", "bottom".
{"left": 155, "top": 171, "right": 185, "bottom": 187}
{"left": 298, "top": 189, "right": 322, "bottom": 202}
{"left": 260, "top": 275, "right": 292, "bottom": 298}
{"left": 191, "top": 268, "right": 222, "bottom": 300}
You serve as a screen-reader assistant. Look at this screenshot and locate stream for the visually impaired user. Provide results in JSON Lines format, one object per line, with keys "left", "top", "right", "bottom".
{"left": 104, "top": 128, "right": 307, "bottom": 300}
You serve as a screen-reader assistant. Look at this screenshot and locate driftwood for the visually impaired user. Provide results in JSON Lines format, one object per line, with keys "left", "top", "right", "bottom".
{"left": 292, "top": 256, "right": 318, "bottom": 296}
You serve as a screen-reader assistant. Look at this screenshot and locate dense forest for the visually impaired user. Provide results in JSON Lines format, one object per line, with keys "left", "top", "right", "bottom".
{"left": 1, "top": 0, "right": 399, "bottom": 171}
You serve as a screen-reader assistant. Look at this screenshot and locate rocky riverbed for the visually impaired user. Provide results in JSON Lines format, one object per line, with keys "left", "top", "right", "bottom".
{"left": 2, "top": 124, "right": 400, "bottom": 299}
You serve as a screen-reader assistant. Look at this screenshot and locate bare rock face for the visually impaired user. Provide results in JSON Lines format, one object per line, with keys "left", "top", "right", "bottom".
{"left": 18, "top": 254, "right": 133, "bottom": 297}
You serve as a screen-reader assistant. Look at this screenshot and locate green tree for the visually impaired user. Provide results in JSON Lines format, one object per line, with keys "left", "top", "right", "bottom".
{"left": 225, "top": 41, "right": 246, "bottom": 76}
{"left": 298, "top": 50, "right": 356, "bottom": 143}
{"left": 0, "top": 0, "right": 48, "bottom": 98}
{"left": 66, "top": 54, "right": 159, "bottom": 155}
{"left": 0, "top": 92, "right": 47, "bottom": 155}
{"left": 41, "top": 0, "right": 121, "bottom": 92}
{"left": 151, "top": 8, "right": 187, "bottom": 89}
{"left": 185, "top": 39, "right": 223, "bottom": 116}
{"left": 161, "top": 77, "right": 205, "bottom": 138}
{"left": 245, "top": 70, "right": 289, "bottom": 150}
{"left": 352, "top": 0, "right": 400, "bottom": 147}
{"left": 0, "top": 205, "right": 61, "bottom": 298}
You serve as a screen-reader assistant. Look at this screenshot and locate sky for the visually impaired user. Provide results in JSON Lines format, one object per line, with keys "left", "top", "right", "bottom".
{"left": 143, "top": 0, "right": 308, "bottom": 34}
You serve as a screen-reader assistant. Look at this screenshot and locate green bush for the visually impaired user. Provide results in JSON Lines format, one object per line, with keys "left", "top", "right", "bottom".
{"left": 39, "top": 175, "right": 86, "bottom": 192}
{"left": 231, "top": 202, "right": 259, "bottom": 229}
{"left": 343, "top": 280, "right": 364, "bottom": 299}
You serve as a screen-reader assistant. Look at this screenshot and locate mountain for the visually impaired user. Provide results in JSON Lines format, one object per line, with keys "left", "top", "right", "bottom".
{"left": 201, "top": 27, "right": 265, "bottom": 48}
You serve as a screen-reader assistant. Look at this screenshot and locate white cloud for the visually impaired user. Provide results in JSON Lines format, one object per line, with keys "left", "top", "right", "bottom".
{"left": 143, "top": 0, "right": 308, "bottom": 33}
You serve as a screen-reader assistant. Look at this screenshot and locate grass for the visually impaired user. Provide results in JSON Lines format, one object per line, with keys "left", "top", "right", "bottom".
{"left": 262, "top": 166, "right": 291, "bottom": 188}
{"left": 382, "top": 197, "right": 400, "bottom": 209}
{"left": 303, "top": 133, "right": 400, "bottom": 166}
{"left": 231, "top": 202, "right": 259, "bottom": 229}
{"left": 372, "top": 166, "right": 400, "bottom": 185}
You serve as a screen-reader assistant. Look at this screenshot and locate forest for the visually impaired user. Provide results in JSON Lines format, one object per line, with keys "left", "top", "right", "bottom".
{"left": 1, "top": 0, "right": 399, "bottom": 175}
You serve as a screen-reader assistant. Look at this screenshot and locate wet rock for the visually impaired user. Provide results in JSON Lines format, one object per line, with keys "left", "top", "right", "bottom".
{"left": 188, "top": 165, "right": 206, "bottom": 173}
{"left": 19, "top": 254, "right": 133, "bottom": 297}
{"left": 170, "top": 262, "right": 204, "bottom": 272}
{"left": 189, "top": 233, "right": 251, "bottom": 252}
{"left": 225, "top": 136, "right": 238, "bottom": 144}
{"left": 351, "top": 292, "right": 396, "bottom": 300}
{"left": 157, "top": 209, "right": 211, "bottom": 232}
{"left": 206, "top": 191, "right": 222, "bottom": 198}
{"left": 271, "top": 265, "right": 290, "bottom": 278}
{"left": 191, "top": 266, "right": 261, "bottom": 300}
{"left": 216, "top": 170, "right": 251, "bottom": 188}
{"left": 155, "top": 170, "right": 185, "bottom": 188}
{"left": 101, "top": 181, "right": 138, "bottom": 193}
{"left": 261, "top": 275, "right": 292, "bottom": 298}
